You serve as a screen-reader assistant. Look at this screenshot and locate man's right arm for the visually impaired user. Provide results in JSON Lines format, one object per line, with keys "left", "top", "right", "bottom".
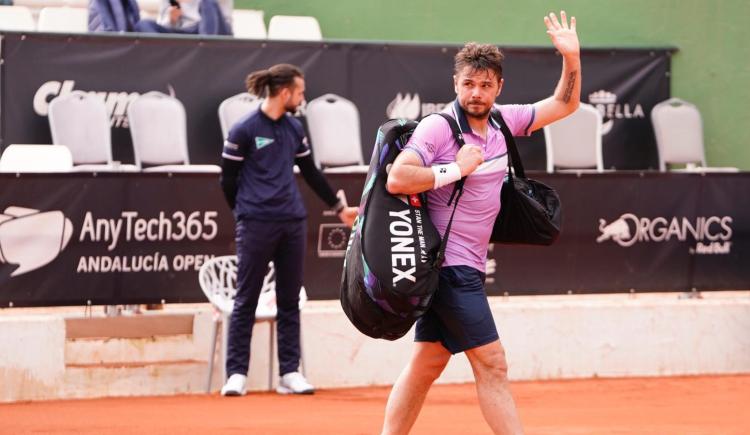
{"left": 220, "top": 158, "right": 241, "bottom": 209}
{"left": 386, "top": 151, "right": 435, "bottom": 195}
{"left": 386, "top": 146, "right": 484, "bottom": 195}
{"left": 221, "top": 125, "right": 249, "bottom": 210}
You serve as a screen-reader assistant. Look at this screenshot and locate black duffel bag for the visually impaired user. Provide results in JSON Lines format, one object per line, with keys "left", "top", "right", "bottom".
{"left": 489, "top": 110, "right": 562, "bottom": 245}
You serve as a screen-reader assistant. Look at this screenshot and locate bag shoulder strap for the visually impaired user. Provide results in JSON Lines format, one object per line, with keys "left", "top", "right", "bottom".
{"left": 426, "top": 112, "right": 465, "bottom": 267}
{"left": 432, "top": 112, "right": 467, "bottom": 204}
{"left": 490, "top": 109, "right": 526, "bottom": 179}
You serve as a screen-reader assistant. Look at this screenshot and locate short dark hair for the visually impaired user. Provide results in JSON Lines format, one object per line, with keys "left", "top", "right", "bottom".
{"left": 454, "top": 42, "right": 504, "bottom": 82}
{"left": 245, "top": 63, "right": 304, "bottom": 97}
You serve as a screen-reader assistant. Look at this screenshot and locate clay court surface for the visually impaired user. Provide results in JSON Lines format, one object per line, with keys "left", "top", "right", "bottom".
{"left": 2, "top": 375, "right": 748, "bottom": 434}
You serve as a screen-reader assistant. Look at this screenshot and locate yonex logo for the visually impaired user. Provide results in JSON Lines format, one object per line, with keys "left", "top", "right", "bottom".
{"left": 439, "top": 168, "right": 447, "bottom": 174}
{"left": 0, "top": 206, "right": 73, "bottom": 277}
{"left": 388, "top": 210, "right": 416, "bottom": 285}
{"left": 255, "top": 136, "right": 275, "bottom": 149}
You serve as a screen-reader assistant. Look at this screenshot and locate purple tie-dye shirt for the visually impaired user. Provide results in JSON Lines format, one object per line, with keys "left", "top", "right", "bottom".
{"left": 403, "top": 101, "right": 535, "bottom": 272}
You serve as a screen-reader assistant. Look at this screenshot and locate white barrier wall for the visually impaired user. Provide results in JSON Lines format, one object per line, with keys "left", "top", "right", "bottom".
{"left": 302, "top": 292, "right": 750, "bottom": 389}
{"left": 1, "top": 292, "right": 749, "bottom": 402}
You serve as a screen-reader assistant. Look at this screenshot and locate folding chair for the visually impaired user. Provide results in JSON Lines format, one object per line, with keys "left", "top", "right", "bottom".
{"left": 305, "top": 93, "right": 368, "bottom": 173}
{"left": 651, "top": 97, "right": 738, "bottom": 172}
{"left": 127, "top": 91, "right": 220, "bottom": 172}
{"left": 543, "top": 103, "right": 604, "bottom": 173}
{"left": 0, "top": 144, "right": 73, "bottom": 173}
{"left": 48, "top": 91, "right": 138, "bottom": 172}
{"left": 37, "top": 7, "right": 88, "bottom": 32}
{"left": 0, "top": 6, "right": 35, "bottom": 31}
{"left": 198, "top": 256, "right": 307, "bottom": 393}
{"left": 267, "top": 15, "right": 322, "bottom": 41}
{"left": 231, "top": 9, "right": 266, "bottom": 39}
{"left": 218, "top": 92, "right": 261, "bottom": 140}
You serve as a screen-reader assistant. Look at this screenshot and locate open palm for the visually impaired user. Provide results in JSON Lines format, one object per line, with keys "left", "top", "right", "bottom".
{"left": 544, "top": 11, "right": 579, "bottom": 57}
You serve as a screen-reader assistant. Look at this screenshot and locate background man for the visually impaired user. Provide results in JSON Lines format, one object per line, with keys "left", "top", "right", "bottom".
{"left": 219, "top": 63, "right": 357, "bottom": 396}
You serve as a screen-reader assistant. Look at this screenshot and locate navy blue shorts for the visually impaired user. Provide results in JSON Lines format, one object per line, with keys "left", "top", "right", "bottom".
{"left": 415, "top": 265, "right": 499, "bottom": 354}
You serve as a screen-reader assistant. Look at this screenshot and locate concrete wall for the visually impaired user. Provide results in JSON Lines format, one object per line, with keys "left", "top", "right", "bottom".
{"left": 2, "top": 292, "right": 748, "bottom": 402}
{"left": 236, "top": 0, "right": 750, "bottom": 170}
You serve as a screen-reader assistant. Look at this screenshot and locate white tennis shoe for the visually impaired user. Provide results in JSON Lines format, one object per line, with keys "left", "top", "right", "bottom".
{"left": 221, "top": 373, "right": 247, "bottom": 396}
{"left": 276, "top": 371, "right": 315, "bottom": 395}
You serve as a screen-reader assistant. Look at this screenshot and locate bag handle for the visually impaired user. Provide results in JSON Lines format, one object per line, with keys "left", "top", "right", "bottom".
{"left": 490, "top": 109, "right": 526, "bottom": 180}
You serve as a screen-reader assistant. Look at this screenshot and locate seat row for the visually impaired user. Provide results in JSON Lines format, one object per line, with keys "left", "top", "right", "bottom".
{"left": 0, "top": 5, "right": 321, "bottom": 40}
{"left": 0, "top": 91, "right": 364, "bottom": 173}
{"left": 544, "top": 99, "right": 737, "bottom": 173}
{"left": 0, "top": 92, "right": 732, "bottom": 174}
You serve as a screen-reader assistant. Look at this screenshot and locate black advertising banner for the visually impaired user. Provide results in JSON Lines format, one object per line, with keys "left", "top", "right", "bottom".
{"left": 1, "top": 32, "right": 672, "bottom": 170}
{"left": 0, "top": 173, "right": 234, "bottom": 307}
{"left": 302, "top": 172, "right": 750, "bottom": 299}
{"left": 690, "top": 175, "right": 750, "bottom": 289}
{"left": 0, "top": 172, "right": 747, "bottom": 306}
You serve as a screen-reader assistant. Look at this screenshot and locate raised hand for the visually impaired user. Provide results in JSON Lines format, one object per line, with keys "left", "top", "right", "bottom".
{"left": 544, "top": 11, "right": 580, "bottom": 58}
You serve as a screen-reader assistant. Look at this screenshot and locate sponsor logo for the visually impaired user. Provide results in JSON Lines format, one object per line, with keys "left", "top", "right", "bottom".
{"left": 0, "top": 206, "right": 223, "bottom": 277}
{"left": 317, "top": 223, "right": 350, "bottom": 258}
{"left": 597, "top": 213, "right": 733, "bottom": 254}
{"left": 389, "top": 210, "right": 417, "bottom": 285}
{"left": 255, "top": 136, "right": 275, "bottom": 150}
{"left": 0, "top": 206, "right": 74, "bottom": 276}
{"left": 386, "top": 93, "right": 449, "bottom": 120}
{"left": 33, "top": 80, "right": 177, "bottom": 128}
{"left": 408, "top": 194, "right": 422, "bottom": 207}
{"left": 588, "top": 90, "right": 645, "bottom": 135}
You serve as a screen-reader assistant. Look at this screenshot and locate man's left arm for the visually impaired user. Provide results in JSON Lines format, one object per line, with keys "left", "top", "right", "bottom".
{"left": 529, "top": 11, "right": 581, "bottom": 133}
{"left": 295, "top": 154, "right": 358, "bottom": 227}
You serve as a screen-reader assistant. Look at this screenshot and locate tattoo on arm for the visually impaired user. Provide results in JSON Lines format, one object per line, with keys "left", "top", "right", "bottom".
{"left": 562, "top": 71, "right": 577, "bottom": 104}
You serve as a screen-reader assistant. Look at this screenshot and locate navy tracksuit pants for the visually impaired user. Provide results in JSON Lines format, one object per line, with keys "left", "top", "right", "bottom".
{"left": 226, "top": 218, "right": 306, "bottom": 377}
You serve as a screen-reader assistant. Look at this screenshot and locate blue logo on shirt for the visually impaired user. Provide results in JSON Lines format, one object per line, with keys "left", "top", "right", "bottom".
{"left": 255, "top": 136, "right": 275, "bottom": 149}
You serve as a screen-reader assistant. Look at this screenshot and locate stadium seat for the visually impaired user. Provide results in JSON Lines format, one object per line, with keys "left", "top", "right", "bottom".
{"left": 37, "top": 7, "right": 88, "bottom": 32}
{"left": 0, "top": 144, "right": 73, "bottom": 172}
{"left": 127, "top": 91, "right": 220, "bottom": 172}
{"left": 305, "top": 93, "right": 368, "bottom": 173}
{"left": 48, "top": 90, "right": 138, "bottom": 172}
{"left": 651, "top": 97, "right": 738, "bottom": 172}
{"left": 231, "top": 9, "right": 266, "bottom": 39}
{"left": 267, "top": 15, "right": 322, "bottom": 41}
{"left": 543, "top": 103, "right": 604, "bottom": 173}
{"left": 198, "top": 255, "right": 308, "bottom": 392}
{"left": 0, "top": 5, "right": 35, "bottom": 31}
{"left": 218, "top": 92, "right": 261, "bottom": 140}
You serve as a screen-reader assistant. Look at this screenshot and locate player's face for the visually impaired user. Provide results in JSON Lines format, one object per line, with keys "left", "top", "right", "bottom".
{"left": 284, "top": 76, "right": 306, "bottom": 112}
{"left": 453, "top": 66, "right": 503, "bottom": 119}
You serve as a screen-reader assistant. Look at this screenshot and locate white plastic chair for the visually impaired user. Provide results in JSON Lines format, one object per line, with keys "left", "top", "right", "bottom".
{"left": 305, "top": 93, "right": 368, "bottom": 173}
{"left": 0, "top": 5, "right": 35, "bottom": 31}
{"left": 199, "top": 255, "right": 307, "bottom": 393}
{"left": 267, "top": 15, "right": 322, "bottom": 41}
{"left": 651, "top": 97, "right": 738, "bottom": 172}
{"left": 37, "top": 7, "right": 88, "bottom": 32}
{"left": 543, "top": 103, "right": 604, "bottom": 173}
{"left": 0, "top": 144, "right": 73, "bottom": 173}
{"left": 218, "top": 92, "right": 261, "bottom": 139}
{"left": 48, "top": 91, "right": 138, "bottom": 172}
{"left": 231, "top": 9, "right": 266, "bottom": 39}
{"left": 127, "top": 91, "right": 220, "bottom": 173}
